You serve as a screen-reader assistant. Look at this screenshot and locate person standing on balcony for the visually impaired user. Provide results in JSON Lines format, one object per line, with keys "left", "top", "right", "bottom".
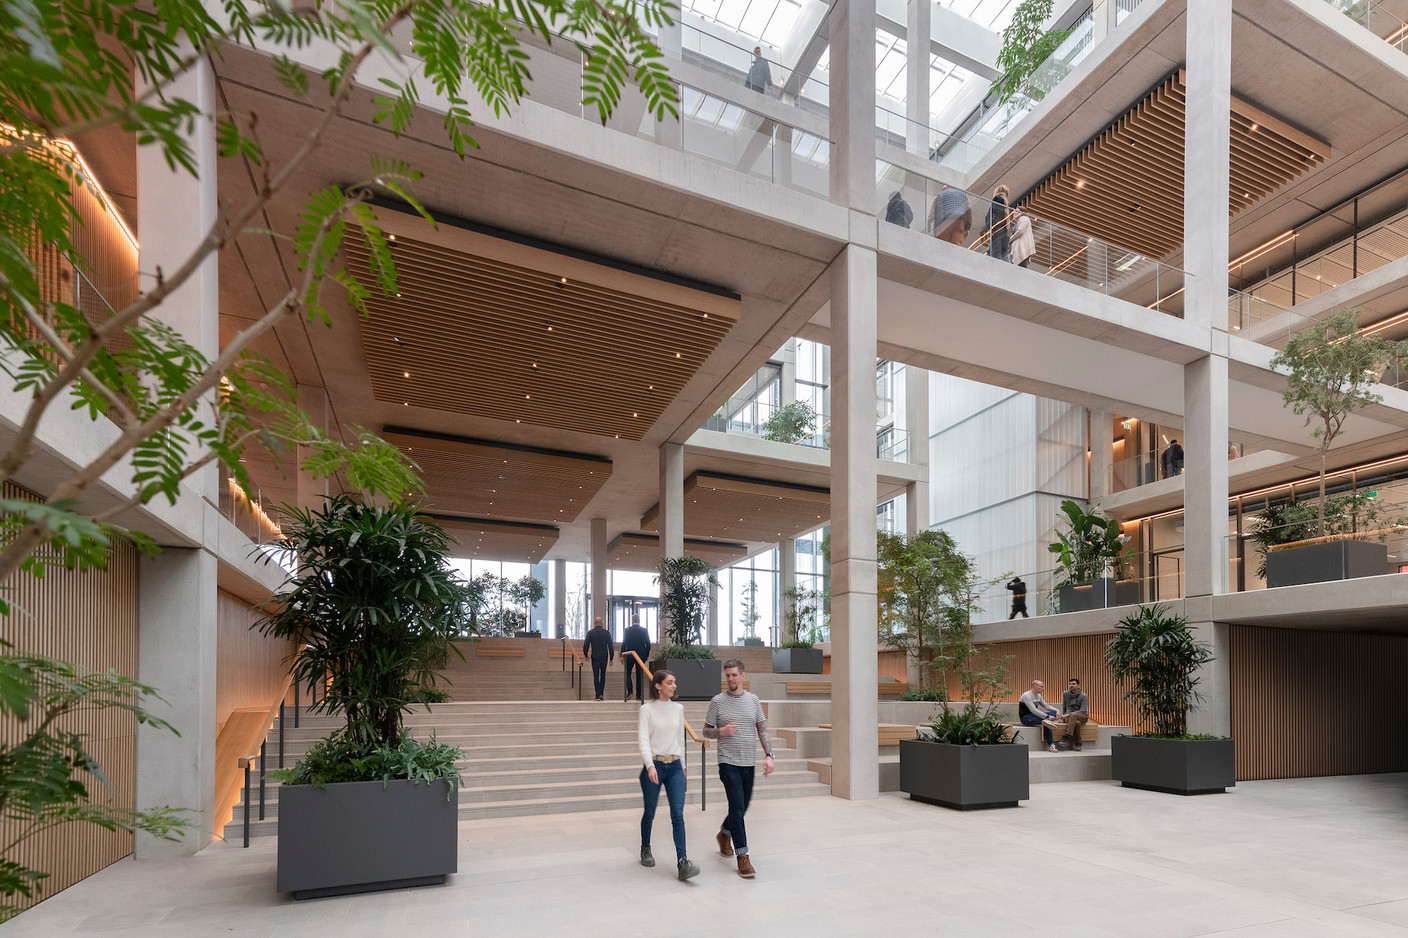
{"left": 1006, "top": 576, "right": 1029, "bottom": 618}
{"left": 622, "top": 614, "right": 651, "bottom": 703}
{"left": 583, "top": 616, "right": 614, "bottom": 701}
{"left": 1010, "top": 207, "right": 1035, "bottom": 268}
{"left": 1161, "top": 439, "right": 1184, "bottom": 479}
{"left": 746, "top": 47, "right": 771, "bottom": 95}
{"left": 981, "top": 184, "right": 1012, "bottom": 260}
{"left": 638, "top": 669, "right": 700, "bottom": 881}
{"left": 884, "top": 190, "right": 913, "bottom": 228}
{"left": 929, "top": 185, "right": 971, "bottom": 245}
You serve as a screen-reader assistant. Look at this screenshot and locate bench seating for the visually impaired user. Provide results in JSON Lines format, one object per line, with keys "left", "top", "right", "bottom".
{"left": 785, "top": 680, "right": 909, "bottom": 697}
{"left": 1004, "top": 720, "right": 1102, "bottom": 746}
{"left": 817, "top": 722, "right": 916, "bottom": 746}
{"left": 476, "top": 645, "right": 526, "bottom": 658}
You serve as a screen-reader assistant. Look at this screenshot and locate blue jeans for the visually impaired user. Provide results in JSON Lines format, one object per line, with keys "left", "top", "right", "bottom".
{"left": 717, "top": 762, "right": 755, "bottom": 856}
{"left": 640, "top": 759, "right": 687, "bottom": 860}
{"left": 1021, "top": 710, "right": 1057, "bottom": 746}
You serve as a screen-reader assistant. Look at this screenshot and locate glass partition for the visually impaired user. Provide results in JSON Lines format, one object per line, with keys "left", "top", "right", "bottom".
{"left": 969, "top": 548, "right": 1184, "bottom": 624}
{"left": 679, "top": 23, "right": 827, "bottom": 103}
{"left": 1326, "top": 0, "right": 1408, "bottom": 53}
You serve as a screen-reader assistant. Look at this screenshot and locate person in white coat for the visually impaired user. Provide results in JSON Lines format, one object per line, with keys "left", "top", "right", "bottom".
{"left": 1010, "top": 207, "right": 1036, "bottom": 268}
{"left": 637, "top": 669, "right": 699, "bottom": 880}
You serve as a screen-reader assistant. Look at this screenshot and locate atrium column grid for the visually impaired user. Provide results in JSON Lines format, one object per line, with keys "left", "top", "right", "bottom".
{"left": 1182, "top": 0, "right": 1232, "bottom": 737}
{"left": 779, "top": 537, "right": 796, "bottom": 646}
{"left": 905, "top": 0, "right": 931, "bottom": 157}
{"left": 905, "top": 364, "right": 929, "bottom": 532}
{"left": 133, "top": 54, "right": 219, "bottom": 859}
{"left": 1088, "top": 408, "right": 1111, "bottom": 501}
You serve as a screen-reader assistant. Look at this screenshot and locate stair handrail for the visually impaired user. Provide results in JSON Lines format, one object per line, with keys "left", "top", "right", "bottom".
{"left": 560, "top": 635, "right": 587, "bottom": 700}
{"left": 234, "top": 663, "right": 299, "bottom": 847}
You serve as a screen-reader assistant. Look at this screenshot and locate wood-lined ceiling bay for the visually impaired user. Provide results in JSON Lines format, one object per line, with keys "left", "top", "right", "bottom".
{"left": 1022, "top": 70, "right": 1330, "bottom": 259}
{"left": 607, "top": 533, "right": 748, "bottom": 571}
{"left": 426, "top": 514, "right": 560, "bottom": 565}
{"left": 349, "top": 217, "right": 739, "bottom": 441}
{"left": 640, "top": 472, "right": 829, "bottom": 543}
{"left": 384, "top": 428, "right": 610, "bottom": 525}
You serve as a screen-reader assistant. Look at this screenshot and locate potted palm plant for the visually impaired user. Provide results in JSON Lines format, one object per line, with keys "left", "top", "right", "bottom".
{"left": 1105, "top": 604, "right": 1233, "bottom": 795}
{"left": 1049, "top": 499, "right": 1136, "bottom": 612}
{"left": 258, "top": 495, "right": 470, "bottom": 898}
{"left": 773, "top": 586, "right": 822, "bottom": 673}
{"left": 652, "top": 556, "right": 720, "bottom": 699}
{"left": 892, "top": 532, "right": 1025, "bottom": 810}
{"left": 1266, "top": 309, "right": 1408, "bottom": 587}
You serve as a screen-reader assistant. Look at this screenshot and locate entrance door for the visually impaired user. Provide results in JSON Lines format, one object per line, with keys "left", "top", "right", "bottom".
{"left": 609, "top": 596, "right": 659, "bottom": 643}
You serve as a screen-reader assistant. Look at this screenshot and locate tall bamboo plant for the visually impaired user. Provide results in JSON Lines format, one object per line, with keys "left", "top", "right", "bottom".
{"left": 655, "top": 556, "right": 717, "bottom": 655}
{"left": 1105, "top": 604, "right": 1214, "bottom": 738}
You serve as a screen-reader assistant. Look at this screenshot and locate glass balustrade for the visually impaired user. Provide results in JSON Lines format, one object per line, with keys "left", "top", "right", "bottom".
{"left": 1326, "top": 0, "right": 1408, "bottom": 53}
{"left": 679, "top": 23, "right": 827, "bottom": 104}
{"left": 968, "top": 548, "right": 1184, "bottom": 624}
{"left": 701, "top": 395, "right": 911, "bottom": 462}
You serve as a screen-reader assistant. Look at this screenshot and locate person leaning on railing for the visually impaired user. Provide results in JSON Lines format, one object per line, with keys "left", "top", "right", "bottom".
{"left": 929, "top": 185, "right": 971, "bottom": 246}
{"left": 637, "top": 669, "right": 700, "bottom": 881}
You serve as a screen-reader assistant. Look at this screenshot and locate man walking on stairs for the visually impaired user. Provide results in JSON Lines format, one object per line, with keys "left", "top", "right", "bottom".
{"left": 583, "top": 617, "right": 614, "bottom": 701}
{"left": 703, "top": 659, "right": 773, "bottom": 879}
{"left": 621, "top": 614, "right": 651, "bottom": 702}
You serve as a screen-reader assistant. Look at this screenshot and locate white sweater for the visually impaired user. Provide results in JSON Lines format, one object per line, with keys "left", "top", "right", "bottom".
{"left": 638, "top": 699, "right": 686, "bottom": 770}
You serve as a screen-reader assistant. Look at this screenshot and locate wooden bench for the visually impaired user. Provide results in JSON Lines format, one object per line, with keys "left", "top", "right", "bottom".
{"left": 476, "top": 645, "right": 526, "bottom": 657}
{"left": 818, "top": 722, "right": 916, "bottom": 746}
{"left": 1005, "top": 720, "right": 1102, "bottom": 747}
{"left": 785, "top": 681, "right": 909, "bottom": 696}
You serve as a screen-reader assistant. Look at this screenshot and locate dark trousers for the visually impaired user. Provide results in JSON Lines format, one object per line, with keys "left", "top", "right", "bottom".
{"left": 623, "top": 657, "right": 645, "bottom": 700}
{"left": 717, "top": 762, "right": 755, "bottom": 856}
{"left": 640, "top": 759, "right": 687, "bottom": 859}
{"left": 1009, "top": 601, "right": 1028, "bottom": 619}
{"left": 1021, "top": 710, "right": 1057, "bottom": 745}
{"left": 590, "top": 657, "right": 608, "bottom": 698}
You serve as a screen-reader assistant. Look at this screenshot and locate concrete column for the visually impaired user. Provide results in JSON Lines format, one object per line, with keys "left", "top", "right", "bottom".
{"left": 656, "top": 19, "right": 683, "bottom": 150}
{"left": 296, "top": 387, "right": 330, "bottom": 510}
{"left": 135, "top": 546, "right": 218, "bottom": 857}
{"left": 829, "top": 243, "right": 880, "bottom": 800}
{"left": 904, "top": 365, "right": 929, "bottom": 533}
{"left": 659, "top": 442, "right": 684, "bottom": 563}
{"left": 707, "top": 578, "right": 720, "bottom": 646}
{"left": 829, "top": 0, "right": 877, "bottom": 211}
{"left": 905, "top": 0, "right": 932, "bottom": 157}
{"left": 1182, "top": 0, "right": 1232, "bottom": 736}
{"left": 1088, "top": 408, "right": 1112, "bottom": 501}
{"left": 775, "top": 124, "right": 793, "bottom": 188}
{"left": 1092, "top": 0, "right": 1114, "bottom": 43}
{"left": 553, "top": 559, "right": 567, "bottom": 637}
{"left": 779, "top": 538, "right": 796, "bottom": 645}
{"left": 138, "top": 55, "right": 218, "bottom": 500}
{"left": 590, "top": 517, "right": 608, "bottom": 628}
{"left": 779, "top": 338, "right": 798, "bottom": 407}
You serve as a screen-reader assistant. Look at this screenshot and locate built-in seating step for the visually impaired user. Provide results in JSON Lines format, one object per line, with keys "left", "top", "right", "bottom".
{"left": 801, "top": 749, "right": 1112, "bottom": 791}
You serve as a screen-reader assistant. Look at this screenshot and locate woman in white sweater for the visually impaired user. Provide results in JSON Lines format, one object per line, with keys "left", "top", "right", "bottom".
{"left": 637, "top": 669, "right": 699, "bottom": 880}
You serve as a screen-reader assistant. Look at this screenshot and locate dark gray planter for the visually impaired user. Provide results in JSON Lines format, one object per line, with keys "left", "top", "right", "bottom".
{"left": 651, "top": 657, "right": 722, "bottom": 700}
{"left": 772, "top": 648, "right": 823, "bottom": 673}
{"left": 513, "top": 630, "right": 541, "bottom": 638}
{"left": 1265, "top": 539, "right": 1387, "bottom": 589}
{"left": 897, "top": 738, "right": 1028, "bottom": 810}
{"left": 740, "top": 637, "right": 764, "bottom": 646}
{"left": 1058, "top": 578, "right": 1140, "bottom": 612}
{"left": 1110, "top": 736, "right": 1236, "bottom": 795}
{"left": 277, "top": 778, "right": 458, "bottom": 899}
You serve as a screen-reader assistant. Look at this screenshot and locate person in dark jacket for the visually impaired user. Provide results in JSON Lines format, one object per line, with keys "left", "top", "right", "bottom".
{"left": 745, "top": 47, "right": 771, "bottom": 95}
{"left": 621, "top": 615, "right": 652, "bottom": 702}
{"left": 884, "top": 190, "right": 913, "bottom": 228}
{"left": 1161, "top": 439, "right": 1184, "bottom": 479}
{"left": 982, "top": 184, "right": 1011, "bottom": 259}
{"left": 583, "top": 617, "right": 614, "bottom": 701}
{"left": 1006, "top": 576, "right": 1028, "bottom": 619}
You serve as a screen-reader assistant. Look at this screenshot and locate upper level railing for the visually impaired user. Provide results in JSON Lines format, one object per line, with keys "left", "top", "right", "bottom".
{"left": 1325, "top": 0, "right": 1408, "bottom": 52}
{"left": 701, "top": 393, "right": 913, "bottom": 462}
{"left": 678, "top": 23, "right": 827, "bottom": 105}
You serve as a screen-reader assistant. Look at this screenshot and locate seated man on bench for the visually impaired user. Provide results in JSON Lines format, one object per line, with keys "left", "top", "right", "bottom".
{"left": 1055, "top": 677, "right": 1090, "bottom": 751}
{"left": 1018, "top": 679, "right": 1060, "bottom": 753}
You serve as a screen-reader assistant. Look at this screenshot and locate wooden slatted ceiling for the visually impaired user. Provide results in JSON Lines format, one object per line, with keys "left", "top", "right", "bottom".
{"left": 640, "top": 472, "right": 829, "bottom": 543}
{"left": 1022, "top": 70, "right": 1329, "bottom": 259}
{"left": 383, "top": 428, "right": 610, "bottom": 525}
{"left": 607, "top": 532, "right": 748, "bottom": 570}
{"left": 348, "top": 219, "right": 738, "bottom": 441}
{"left": 427, "top": 514, "right": 561, "bottom": 565}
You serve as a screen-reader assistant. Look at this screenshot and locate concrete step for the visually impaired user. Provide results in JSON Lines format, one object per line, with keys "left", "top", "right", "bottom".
{"left": 804, "top": 748, "right": 1114, "bottom": 791}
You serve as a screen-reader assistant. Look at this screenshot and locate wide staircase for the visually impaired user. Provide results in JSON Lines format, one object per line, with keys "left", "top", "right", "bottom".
{"left": 225, "top": 696, "right": 829, "bottom": 840}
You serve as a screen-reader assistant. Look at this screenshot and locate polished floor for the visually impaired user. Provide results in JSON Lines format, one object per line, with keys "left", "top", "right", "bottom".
{"left": 6, "top": 774, "right": 1408, "bottom": 937}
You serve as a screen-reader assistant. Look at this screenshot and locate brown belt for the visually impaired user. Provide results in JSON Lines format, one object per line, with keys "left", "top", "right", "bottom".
{"left": 653, "top": 754, "right": 679, "bottom": 764}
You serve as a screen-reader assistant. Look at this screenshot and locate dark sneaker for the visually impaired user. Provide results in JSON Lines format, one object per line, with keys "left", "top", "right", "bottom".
{"left": 1056, "top": 737, "right": 1071, "bottom": 751}
{"left": 677, "top": 858, "right": 699, "bottom": 881}
{"left": 737, "top": 855, "right": 756, "bottom": 879}
{"left": 716, "top": 831, "right": 734, "bottom": 857}
{"left": 1073, "top": 741, "right": 1083, "bottom": 751}
{"left": 640, "top": 845, "right": 655, "bottom": 868}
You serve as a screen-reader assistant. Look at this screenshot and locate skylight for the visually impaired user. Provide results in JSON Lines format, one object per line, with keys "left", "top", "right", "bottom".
{"left": 680, "top": 0, "right": 803, "bottom": 47}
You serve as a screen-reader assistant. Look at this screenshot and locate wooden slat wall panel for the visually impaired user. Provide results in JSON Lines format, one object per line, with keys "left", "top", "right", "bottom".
{"left": 0, "top": 482, "right": 138, "bottom": 915}
{"left": 941, "top": 634, "right": 1149, "bottom": 731}
{"left": 215, "top": 590, "right": 293, "bottom": 729}
{"left": 1230, "top": 625, "right": 1408, "bottom": 781}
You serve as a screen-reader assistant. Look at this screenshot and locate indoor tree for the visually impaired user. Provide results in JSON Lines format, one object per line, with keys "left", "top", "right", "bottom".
{"left": 1105, "top": 604, "right": 1214, "bottom": 737}
{"left": 1270, "top": 308, "right": 1408, "bottom": 537}
{"left": 989, "top": 0, "right": 1073, "bottom": 104}
{"left": 655, "top": 556, "right": 717, "bottom": 657}
{"left": 760, "top": 400, "right": 817, "bottom": 445}
{"left": 877, "top": 529, "right": 974, "bottom": 692}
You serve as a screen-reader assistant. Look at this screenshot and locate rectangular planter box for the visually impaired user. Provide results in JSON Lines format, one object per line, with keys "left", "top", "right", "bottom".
{"left": 772, "top": 648, "right": 823, "bottom": 674}
{"left": 1110, "top": 736, "right": 1236, "bottom": 795}
{"left": 898, "top": 738, "right": 1028, "bottom": 810}
{"left": 740, "top": 637, "right": 764, "bottom": 646}
{"left": 277, "top": 778, "right": 458, "bottom": 899}
{"left": 651, "top": 657, "right": 722, "bottom": 700}
{"left": 1265, "top": 539, "right": 1387, "bottom": 589}
{"left": 1058, "top": 578, "right": 1139, "bottom": 612}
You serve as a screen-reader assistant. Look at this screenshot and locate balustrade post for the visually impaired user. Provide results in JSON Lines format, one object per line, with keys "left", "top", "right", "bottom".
{"left": 278, "top": 701, "right": 285, "bottom": 768}
{"left": 258, "top": 740, "right": 267, "bottom": 820}
{"left": 242, "top": 762, "right": 251, "bottom": 848}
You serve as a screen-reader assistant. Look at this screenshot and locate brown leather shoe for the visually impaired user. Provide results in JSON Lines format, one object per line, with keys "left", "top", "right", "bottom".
{"left": 737, "top": 855, "right": 756, "bottom": 879}
{"left": 716, "top": 831, "right": 733, "bottom": 857}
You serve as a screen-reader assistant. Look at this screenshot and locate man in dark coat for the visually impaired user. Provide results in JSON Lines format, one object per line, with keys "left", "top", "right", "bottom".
{"left": 583, "top": 616, "right": 614, "bottom": 701}
{"left": 1161, "top": 439, "right": 1185, "bottom": 479}
{"left": 1006, "top": 576, "right": 1028, "bottom": 619}
{"left": 620, "top": 614, "right": 652, "bottom": 702}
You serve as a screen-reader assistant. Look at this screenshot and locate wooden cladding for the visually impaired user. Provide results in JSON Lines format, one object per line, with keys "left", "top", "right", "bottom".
{"left": 607, "top": 532, "right": 747, "bottom": 571}
{"left": 950, "top": 633, "right": 1149, "bottom": 732}
{"left": 0, "top": 482, "right": 139, "bottom": 915}
{"left": 350, "top": 219, "right": 737, "bottom": 441}
{"left": 1230, "top": 625, "right": 1408, "bottom": 781}
{"left": 215, "top": 589, "right": 293, "bottom": 730}
{"left": 1023, "top": 71, "right": 1329, "bottom": 259}
{"left": 641, "top": 472, "right": 830, "bottom": 543}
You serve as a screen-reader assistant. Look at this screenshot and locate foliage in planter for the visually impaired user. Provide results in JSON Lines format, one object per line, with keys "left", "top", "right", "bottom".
{"left": 925, "top": 707, "right": 1014, "bottom": 745}
{"left": 781, "top": 586, "right": 821, "bottom": 646}
{"left": 656, "top": 556, "right": 717, "bottom": 649}
{"left": 989, "top": 0, "right": 1073, "bottom": 104}
{"left": 1271, "top": 309, "right": 1408, "bottom": 538}
{"left": 1104, "top": 604, "right": 1215, "bottom": 738}
{"left": 738, "top": 580, "right": 761, "bottom": 640}
{"left": 657, "top": 644, "right": 716, "bottom": 661}
{"left": 405, "top": 686, "right": 452, "bottom": 705}
{"left": 462, "top": 572, "right": 546, "bottom": 637}
{"left": 1048, "top": 499, "right": 1129, "bottom": 588}
{"left": 897, "top": 686, "right": 945, "bottom": 702}
{"left": 256, "top": 496, "right": 472, "bottom": 758}
{"left": 1246, "top": 493, "right": 1397, "bottom": 580}
{"left": 760, "top": 401, "right": 817, "bottom": 445}
{"left": 0, "top": 654, "right": 189, "bottom": 920}
{"left": 779, "top": 640, "right": 815, "bottom": 650}
{"left": 265, "top": 730, "right": 462, "bottom": 794}
{"left": 877, "top": 530, "right": 975, "bottom": 692}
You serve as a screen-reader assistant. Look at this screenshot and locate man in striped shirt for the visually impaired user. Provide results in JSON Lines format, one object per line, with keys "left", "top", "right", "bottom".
{"left": 703, "top": 659, "right": 773, "bottom": 879}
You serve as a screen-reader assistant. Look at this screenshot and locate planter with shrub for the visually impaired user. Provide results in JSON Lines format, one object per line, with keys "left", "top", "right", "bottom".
{"left": 652, "top": 557, "right": 719, "bottom": 699}
{"left": 1049, "top": 499, "right": 1135, "bottom": 612}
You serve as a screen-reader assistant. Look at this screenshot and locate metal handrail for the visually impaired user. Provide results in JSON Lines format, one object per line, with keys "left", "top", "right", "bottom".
{"left": 237, "top": 666, "right": 298, "bottom": 848}
{"left": 622, "top": 650, "right": 709, "bottom": 811}
{"left": 559, "top": 636, "right": 586, "bottom": 700}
